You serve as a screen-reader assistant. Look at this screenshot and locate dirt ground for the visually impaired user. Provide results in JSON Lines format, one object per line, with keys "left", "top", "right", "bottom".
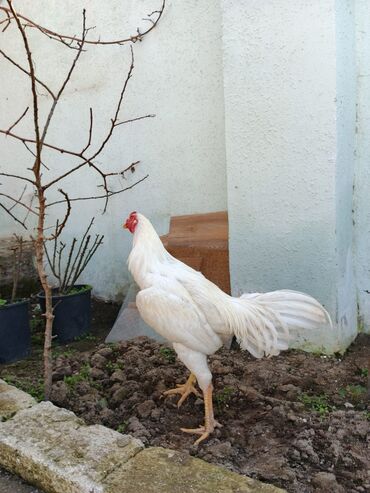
{"left": 1, "top": 299, "right": 369, "bottom": 493}
{"left": 0, "top": 468, "right": 42, "bottom": 493}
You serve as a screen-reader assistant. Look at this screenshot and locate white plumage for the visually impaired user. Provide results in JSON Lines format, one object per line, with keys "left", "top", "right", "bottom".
{"left": 124, "top": 212, "right": 332, "bottom": 444}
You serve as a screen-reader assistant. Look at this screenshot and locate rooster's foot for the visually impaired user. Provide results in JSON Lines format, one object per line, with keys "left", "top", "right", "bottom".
{"left": 163, "top": 373, "right": 201, "bottom": 407}
{"left": 181, "top": 419, "right": 222, "bottom": 446}
{"left": 180, "top": 383, "right": 221, "bottom": 445}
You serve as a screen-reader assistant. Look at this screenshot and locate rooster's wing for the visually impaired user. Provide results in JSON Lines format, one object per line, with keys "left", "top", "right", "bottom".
{"left": 136, "top": 279, "right": 222, "bottom": 355}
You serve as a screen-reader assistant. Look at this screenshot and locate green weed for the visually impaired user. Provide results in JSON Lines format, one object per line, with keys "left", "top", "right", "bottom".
{"left": 339, "top": 384, "right": 366, "bottom": 401}
{"left": 74, "top": 333, "right": 97, "bottom": 342}
{"left": 63, "top": 363, "right": 90, "bottom": 389}
{"left": 215, "top": 386, "right": 234, "bottom": 410}
{"left": 3, "top": 376, "right": 44, "bottom": 402}
{"left": 31, "top": 333, "right": 43, "bottom": 345}
{"left": 52, "top": 347, "right": 77, "bottom": 358}
{"left": 357, "top": 367, "right": 368, "bottom": 378}
{"left": 116, "top": 421, "right": 128, "bottom": 433}
{"left": 90, "top": 381, "right": 103, "bottom": 391}
{"left": 105, "top": 361, "right": 124, "bottom": 372}
{"left": 298, "top": 393, "right": 333, "bottom": 416}
{"left": 159, "top": 347, "right": 176, "bottom": 363}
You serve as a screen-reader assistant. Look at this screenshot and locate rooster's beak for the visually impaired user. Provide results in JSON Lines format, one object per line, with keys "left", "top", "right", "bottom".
{"left": 123, "top": 222, "right": 128, "bottom": 229}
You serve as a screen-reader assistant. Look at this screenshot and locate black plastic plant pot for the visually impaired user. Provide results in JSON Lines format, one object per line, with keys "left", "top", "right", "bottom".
{"left": 0, "top": 300, "right": 31, "bottom": 364}
{"left": 38, "top": 285, "right": 92, "bottom": 343}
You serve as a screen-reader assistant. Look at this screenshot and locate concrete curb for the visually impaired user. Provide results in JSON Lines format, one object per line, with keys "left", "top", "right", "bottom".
{"left": 0, "top": 380, "right": 286, "bottom": 493}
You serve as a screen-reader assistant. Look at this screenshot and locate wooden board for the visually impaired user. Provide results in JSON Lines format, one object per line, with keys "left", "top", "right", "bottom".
{"left": 161, "top": 211, "right": 230, "bottom": 294}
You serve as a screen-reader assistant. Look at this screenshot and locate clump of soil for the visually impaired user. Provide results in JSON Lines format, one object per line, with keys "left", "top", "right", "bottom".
{"left": 48, "top": 334, "right": 369, "bottom": 493}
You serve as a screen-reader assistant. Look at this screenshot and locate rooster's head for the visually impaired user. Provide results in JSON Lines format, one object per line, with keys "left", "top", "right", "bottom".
{"left": 123, "top": 211, "right": 138, "bottom": 233}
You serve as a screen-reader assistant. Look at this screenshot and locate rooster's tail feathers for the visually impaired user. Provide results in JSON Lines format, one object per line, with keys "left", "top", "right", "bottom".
{"left": 229, "top": 290, "right": 332, "bottom": 359}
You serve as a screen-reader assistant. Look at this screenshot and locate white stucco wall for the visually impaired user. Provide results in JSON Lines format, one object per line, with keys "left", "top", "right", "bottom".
{"left": 334, "top": 0, "right": 357, "bottom": 343}
{"left": 354, "top": 0, "right": 370, "bottom": 334}
{"left": 0, "top": 0, "right": 227, "bottom": 299}
{"left": 222, "top": 0, "right": 357, "bottom": 352}
{"left": 1, "top": 1, "right": 368, "bottom": 350}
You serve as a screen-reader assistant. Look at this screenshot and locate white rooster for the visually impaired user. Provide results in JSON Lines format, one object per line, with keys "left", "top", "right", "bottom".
{"left": 123, "top": 211, "right": 332, "bottom": 445}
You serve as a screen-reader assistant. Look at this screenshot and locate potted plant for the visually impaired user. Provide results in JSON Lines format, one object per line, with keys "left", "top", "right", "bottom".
{"left": 38, "top": 218, "right": 104, "bottom": 343}
{"left": 0, "top": 236, "right": 31, "bottom": 363}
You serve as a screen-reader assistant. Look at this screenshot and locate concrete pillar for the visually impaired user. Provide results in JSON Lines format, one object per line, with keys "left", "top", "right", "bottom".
{"left": 222, "top": 0, "right": 357, "bottom": 352}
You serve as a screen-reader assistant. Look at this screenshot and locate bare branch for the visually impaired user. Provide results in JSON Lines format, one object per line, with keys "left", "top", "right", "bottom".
{"left": 44, "top": 189, "right": 71, "bottom": 240}
{"left": 0, "top": 171, "right": 36, "bottom": 186}
{"left": 0, "top": 34, "right": 149, "bottom": 208}
{"left": 22, "top": 191, "right": 35, "bottom": 224}
{"left": 46, "top": 174, "right": 149, "bottom": 208}
{"left": 75, "top": 233, "right": 104, "bottom": 281}
{"left": 57, "top": 242, "right": 66, "bottom": 289}
{"left": 89, "top": 45, "right": 136, "bottom": 164}
{"left": 43, "top": 237, "right": 60, "bottom": 283}
{"left": 0, "top": 0, "right": 165, "bottom": 46}
{"left": 0, "top": 201, "right": 27, "bottom": 228}
{"left": 55, "top": 189, "right": 71, "bottom": 238}
{"left": 63, "top": 217, "right": 94, "bottom": 289}
{"left": 104, "top": 160, "right": 140, "bottom": 177}
{"left": 0, "top": 49, "right": 56, "bottom": 99}
{"left": 1, "top": 45, "right": 138, "bottom": 180}
{"left": 0, "top": 191, "right": 37, "bottom": 215}
{"left": 0, "top": 8, "right": 11, "bottom": 32}
{"left": 6, "top": 106, "right": 29, "bottom": 134}
{"left": 0, "top": 128, "right": 83, "bottom": 157}
{"left": 42, "top": 47, "right": 143, "bottom": 193}
{"left": 81, "top": 107, "right": 94, "bottom": 153}
{"left": 60, "top": 238, "right": 77, "bottom": 292}
{"left": 69, "top": 233, "right": 91, "bottom": 287}
{"left": 86, "top": 161, "right": 110, "bottom": 212}
{"left": 7, "top": 184, "right": 26, "bottom": 212}
{"left": 22, "top": 142, "right": 50, "bottom": 170}
{"left": 116, "top": 114, "right": 155, "bottom": 127}
{"left": 40, "top": 9, "right": 88, "bottom": 148}
{"left": 6, "top": 0, "right": 42, "bottom": 176}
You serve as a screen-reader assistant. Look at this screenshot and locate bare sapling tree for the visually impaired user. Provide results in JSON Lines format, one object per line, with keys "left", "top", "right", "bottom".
{"left": 0, "top": 0, "right": 165, "bottom": 399}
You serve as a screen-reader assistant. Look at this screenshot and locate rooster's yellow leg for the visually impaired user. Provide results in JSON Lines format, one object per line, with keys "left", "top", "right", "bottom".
{"left": 163, "top": 373, "right": 201, "bottom": 407}
{"left": 181, "top": 384, "right": 222, "bottom": 445}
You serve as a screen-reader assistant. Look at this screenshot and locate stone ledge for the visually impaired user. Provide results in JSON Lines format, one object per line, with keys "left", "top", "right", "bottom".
{"left": 0, "top": 401, "right": 143, "bottom": 493}
{"left": 104, "top": 447, "right": 286, "bottom": 493}
{"left": 0, "top": 380, "right": 36, "bottom": 420}
{"left": 0, "top": 380, "right": 285, "bottom": 493}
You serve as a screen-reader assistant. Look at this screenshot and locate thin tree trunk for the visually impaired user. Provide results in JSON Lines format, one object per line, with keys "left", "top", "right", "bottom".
{"left": 34, "top": 191, "right": 53, "bottom": 400}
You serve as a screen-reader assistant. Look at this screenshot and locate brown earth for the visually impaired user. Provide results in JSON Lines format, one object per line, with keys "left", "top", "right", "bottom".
{"left": 1, "top": 299, "right": 369, "bottom": 493}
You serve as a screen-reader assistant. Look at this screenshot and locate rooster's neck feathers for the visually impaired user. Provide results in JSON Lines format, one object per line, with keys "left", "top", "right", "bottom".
{"left": 127, "top": 213, "right": 172, "bottom": 287}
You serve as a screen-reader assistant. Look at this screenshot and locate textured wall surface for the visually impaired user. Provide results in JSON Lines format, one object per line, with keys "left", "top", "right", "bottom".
{"left": 222, "top": 0, "right": 356, "bottom": 351}
{"left": 0, "top": 1, "right": 368, "bottom": 350}
{"left": 0, "top": 0, "right": 227, "bottom": 300}
{"left": 0, "top": 237, "right": 36, "bottom": 293}
{"left": 354, "top": 0, "right": 370, "bottom": 334}
{"left": 334, "top": 0, "right": 357, "bottom": 343}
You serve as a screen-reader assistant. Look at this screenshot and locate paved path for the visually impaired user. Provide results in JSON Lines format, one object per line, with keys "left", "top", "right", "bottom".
{"left": 0, "top": 468, "right": 43, "bottom": 493}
